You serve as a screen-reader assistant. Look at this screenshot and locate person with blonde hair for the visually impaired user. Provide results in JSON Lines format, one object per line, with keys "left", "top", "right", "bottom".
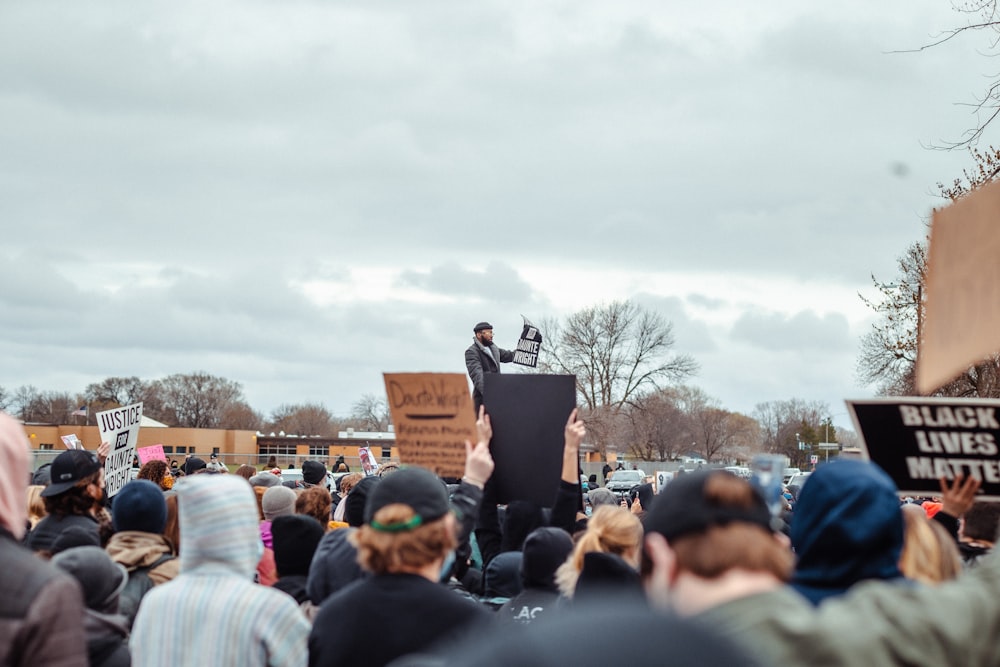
{"left": 900, "top": 504, "right": 962, "bottom": 585}
{"left": 555, "top": 505, "right": 643, "bottom": 600}
{"left": 25, "top": 484, "right": 47, "bottom": 529}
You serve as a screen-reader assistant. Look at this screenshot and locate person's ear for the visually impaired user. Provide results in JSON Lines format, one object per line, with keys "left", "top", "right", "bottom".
{"left": 643, "top": 532, "right": 678, "bottom": 609}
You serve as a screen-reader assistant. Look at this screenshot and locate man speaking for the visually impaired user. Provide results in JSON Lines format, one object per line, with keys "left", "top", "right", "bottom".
{"left": 465, "top": 321, "right": 513, "bottom": 413}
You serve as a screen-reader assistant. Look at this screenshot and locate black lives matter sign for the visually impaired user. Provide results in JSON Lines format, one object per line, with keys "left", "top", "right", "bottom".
{"left": 848, "top": 398, "right": 1000, "bottom": 499}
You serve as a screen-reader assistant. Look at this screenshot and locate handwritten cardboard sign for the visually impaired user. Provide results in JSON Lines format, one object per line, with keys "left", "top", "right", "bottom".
{"left": 848, "top": 397, "right": 1000, "bottom": 499}
{"left": 918, "top": 180, "right": 1000, "bottom": 393}
{"left": 511, "top": 316, "right": 542, "bottom": 368}
{"left": 97, "top": 402, "right": 143, "bottom": 498}
{"left": 484, "top": 373, "right": 576, "bottom": 506}
{"left": 383, "top": 373, "right": 477, "bottom": 479}
{"left": 137, "top": 444, "right": 167, "bottom": 465}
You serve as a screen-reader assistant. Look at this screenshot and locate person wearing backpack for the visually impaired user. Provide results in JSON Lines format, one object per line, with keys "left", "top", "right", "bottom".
{"left": 105, "top": 479, "right": 179, "bottom": 629}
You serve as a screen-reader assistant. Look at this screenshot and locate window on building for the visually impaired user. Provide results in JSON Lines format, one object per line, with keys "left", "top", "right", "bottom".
{"left": 39, "top": 443, "right": 54, "bottom": 451}
{"left": 309, "top": 445, "right": 329, "bottom": 457}
{"left": 381, "top": 446, "right": 392, "bottom": 459}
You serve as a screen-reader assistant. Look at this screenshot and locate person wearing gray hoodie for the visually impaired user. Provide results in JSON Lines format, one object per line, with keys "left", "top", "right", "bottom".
{"left": 51, "top": 546, "right": 130, "bottom": 667}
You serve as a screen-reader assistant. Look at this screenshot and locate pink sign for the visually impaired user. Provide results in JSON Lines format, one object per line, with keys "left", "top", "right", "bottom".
{"left": 137, "top": 444, "right": 167, "bottom": 465}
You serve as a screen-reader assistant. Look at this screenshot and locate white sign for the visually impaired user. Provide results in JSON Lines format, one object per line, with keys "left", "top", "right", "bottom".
{"left": 810, "top": 454, "right": 819, "bottom": 465}
{"left": 97, "top": 402, "right": 143, "bottom": 497}
{"left": 655, "top": 471, "right": 673, "bottom": 493}
{"left": 60, "top": 434, "right": 83, "bottom": 450}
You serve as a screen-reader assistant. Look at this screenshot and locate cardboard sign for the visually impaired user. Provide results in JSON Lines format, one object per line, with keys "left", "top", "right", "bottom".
{"left": 97, "top": 402, "right": 143, "bottom": 498}
{"left": 511, "top": 316, "right": 542, "bottom": 368}
{"left": 484, "top": 373, "right": 577, "bottom": 506}
{"left": 383, "top": 373, "right": 477, "bottom": 479}
{"left": 60, "top": 434, "right": 83, "bottom": 450}
{"left": 848, "top": 397, "right": 1000, "bottom": 499}
{"left": 137, "top": 444, "right": 167, "bottom": 465}
{"left": 918, "top": 180, "right": 1000, "bottom": 393}
{"left": 359, "top": 446, "right": 380, "bottom": 477}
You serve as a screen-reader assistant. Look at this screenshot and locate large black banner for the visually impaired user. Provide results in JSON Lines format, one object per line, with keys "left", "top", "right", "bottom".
{"left": 484, "top": 373, "right": 576, "bottom": 506}
{"left": 848, "top": 397, "right": 1000, "bottom": 499}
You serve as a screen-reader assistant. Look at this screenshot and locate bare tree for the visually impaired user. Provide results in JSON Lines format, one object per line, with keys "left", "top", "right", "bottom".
{"left": 0, "top": 386, "right": 10, "bottom": 412}
{"left": 350, "top": 393, "right": 390, "bottom": 431}
{"left": 675, "top": 386, "right": 758, "bottom": 463}
{"left": 753, "top": 399, "right": 832, "bottom": 468}
{"left": 268, "top": 403, "right": 336, "bottom": 437}
{"left": 219, "top": 401, "right": 264, "bottom": 431}
{"left": 624, "top": 389, "right": 691, "bottom": 461}
{"left": 541, "top": 300, "right": 698, "bottom": 452}
{"left": 153, "top": 372, "right": 244, "bottom": 428}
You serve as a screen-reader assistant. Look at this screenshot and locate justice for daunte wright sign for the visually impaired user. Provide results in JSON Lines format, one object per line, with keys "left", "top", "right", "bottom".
{"left": 848, "top": 397, "right": 1000, "bottom": 499}
{"left": 97, "top": 402, "right": 143, "bottom": 498}
{"left": 511, "top": 316, "right": 542, "bottom": 368}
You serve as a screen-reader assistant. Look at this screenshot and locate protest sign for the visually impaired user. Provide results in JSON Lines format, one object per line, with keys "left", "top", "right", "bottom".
{"left": 918, "top": 180, "right": 1000, "bottom": 394}
{"left": 484, "top": 373, "right": 576, "bottom": 506}
{"left": 60, "top": 434, "right": 83, "bottom": 450}
{"left": 137, "top": 444, "right": 167, "bottom": 465}
{"left": 383, "top": 373, "right": 477, "bottom": 479}
{"left": 511, "top": 316, "right": 542, "bottom": 368}
{"left": 97, "top": 402, "right": 143, "bottom": 498}
{"left": 359, "top": 446, "right": 380, "bottom": 476}
{"left": 655, "top": 471, "right": 673, "bottom": 493}
{"left": 848, "top": 397, "right": 1000, "bottom": 499}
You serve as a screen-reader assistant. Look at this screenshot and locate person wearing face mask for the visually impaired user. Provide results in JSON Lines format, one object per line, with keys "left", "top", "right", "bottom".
{"left": 27, "top": 449, "right": 106, "bottom": 555}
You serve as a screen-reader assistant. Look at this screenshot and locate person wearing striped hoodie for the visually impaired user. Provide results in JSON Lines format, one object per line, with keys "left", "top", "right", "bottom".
{"left": 130, "top": 474, "right": 308, "bottom": 666}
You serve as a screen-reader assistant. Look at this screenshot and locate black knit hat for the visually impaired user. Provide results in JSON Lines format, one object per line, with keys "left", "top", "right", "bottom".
{"left": 473, "top": 321, "right": 493, "bottom": 332}
{"left": 644, "top": 471, "right": 772, "bottom": 542}
{"left": 302, "top": 460, "right": 327, "bottom": 486}
{"left": 364, "top": 466, "right": 449, "bottom": 531}
{"left": 42, "top": 450, "right": 100, "bottom": 497}
{"left": 112, "top": 480, "right": 167, "bottom": 534}
{"left": 345, "top": 476, "right": 380, "bottom": 527}
{"left": 271, "top": 514, "right": 325, "bottom": 577}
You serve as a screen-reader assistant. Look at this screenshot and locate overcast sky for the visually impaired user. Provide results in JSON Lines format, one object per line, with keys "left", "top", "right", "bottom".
{"left": 1, "top": 0, "right": 994, "bottom": 431}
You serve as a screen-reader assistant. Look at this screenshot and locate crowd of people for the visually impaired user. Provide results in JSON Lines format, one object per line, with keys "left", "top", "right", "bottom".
{"left": 4, "top": 404, "right": 1000, "bottom": 667}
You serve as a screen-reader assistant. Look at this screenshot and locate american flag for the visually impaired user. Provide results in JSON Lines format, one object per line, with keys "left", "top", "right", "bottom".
{"left": 70, "top": 406, "right": 87, "bottom": 417}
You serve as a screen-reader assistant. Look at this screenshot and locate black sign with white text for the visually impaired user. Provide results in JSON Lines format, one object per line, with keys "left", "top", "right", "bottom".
{"left": 848, "top": 397, "right": 1000, "bottom": 499}
{"left": 511, "top": 316, "right": 542, "bottom": 368}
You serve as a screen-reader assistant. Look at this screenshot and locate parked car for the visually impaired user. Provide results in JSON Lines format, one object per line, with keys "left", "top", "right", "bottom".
{"left": 606, "top": 469, "right": 646, "bottom": 496}
{"left": 786, "top": 471, "right": 812, "bottom": 490}
{"left": 782, "top": 468, "right": 802, "bottom": 485}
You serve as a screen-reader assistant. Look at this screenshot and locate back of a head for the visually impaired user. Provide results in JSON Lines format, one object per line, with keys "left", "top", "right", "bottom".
{"left": 0, "top": 412, "right": 31, "bottom": 539}
{"left": 262, "top": 486, "right": 297, "bottom": 522}
{"left": 899, "top": 504, "right": 962, "bottom": 585}
{"left": 52, "top": 545, "right": 128, "bottom": 614}
{"left": 962, "top": 501, "right": 1000, "bottom": 543}
{"left": 644, "top": 470, "right": 791, "bottom": 582}
{"left": 521, "top": 527, "right": 574, "bottom": 591}
{"left": 790, "top": 460, "right": 904, "bottom": 599}
{"left": 587, "top": 488, "right": 617, "bottom": 509}
{"left": 177, "top": 475, "right": 262, "bottom": 577}
{"left": 113, "top": 479, "right": 168, "bottom": 534}
{"left": 345, "top": 476, "right": 379, "bottom": 527}
{"left": 354, "top": 466, "right": 454, "bottom": 575}
{"left": 556, "top": 506, "right": 642, "bottom": 596}
{"left": 272, "top": 514, "right": 325, "bottom": 578}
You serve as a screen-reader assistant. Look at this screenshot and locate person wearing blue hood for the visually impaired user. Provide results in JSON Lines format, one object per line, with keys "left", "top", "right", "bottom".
{"left": 790, "top": 460, "right": 907, "bottom": 604}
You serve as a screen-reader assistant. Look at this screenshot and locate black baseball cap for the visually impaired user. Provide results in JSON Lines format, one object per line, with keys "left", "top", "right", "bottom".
{"left": 42, "top": 449, "right": 101, "bottom": 497}
{"left": 364, "top": 466, "right": 450, "bottom": 531}
{"left": 473, "top": 322, "right": 493, "bottom": 332}
{"left": 644, "top": 470, "right": 772, "bottom": 542}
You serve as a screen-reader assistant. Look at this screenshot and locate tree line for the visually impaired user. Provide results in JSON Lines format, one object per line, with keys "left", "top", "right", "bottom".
{"left": 2, "top": 300, "right": 848, "bottom": 465}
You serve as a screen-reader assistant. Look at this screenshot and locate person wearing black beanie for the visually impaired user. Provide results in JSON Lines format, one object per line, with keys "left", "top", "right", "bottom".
{"left": 271, "top": 515, "right": 324, "bottom": 605}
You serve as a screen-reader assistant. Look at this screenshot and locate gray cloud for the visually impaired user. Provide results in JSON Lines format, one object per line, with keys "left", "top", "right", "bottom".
{"left": 730, "top": 309, "right": 852, "bottom": 352}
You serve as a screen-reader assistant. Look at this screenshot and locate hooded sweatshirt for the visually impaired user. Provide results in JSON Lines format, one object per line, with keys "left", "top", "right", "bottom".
{"left": 790, "top": 460, "right": 906, "bottom": 605}
{"left": 130, "top": 475, "right": 309, "bottom": 667}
